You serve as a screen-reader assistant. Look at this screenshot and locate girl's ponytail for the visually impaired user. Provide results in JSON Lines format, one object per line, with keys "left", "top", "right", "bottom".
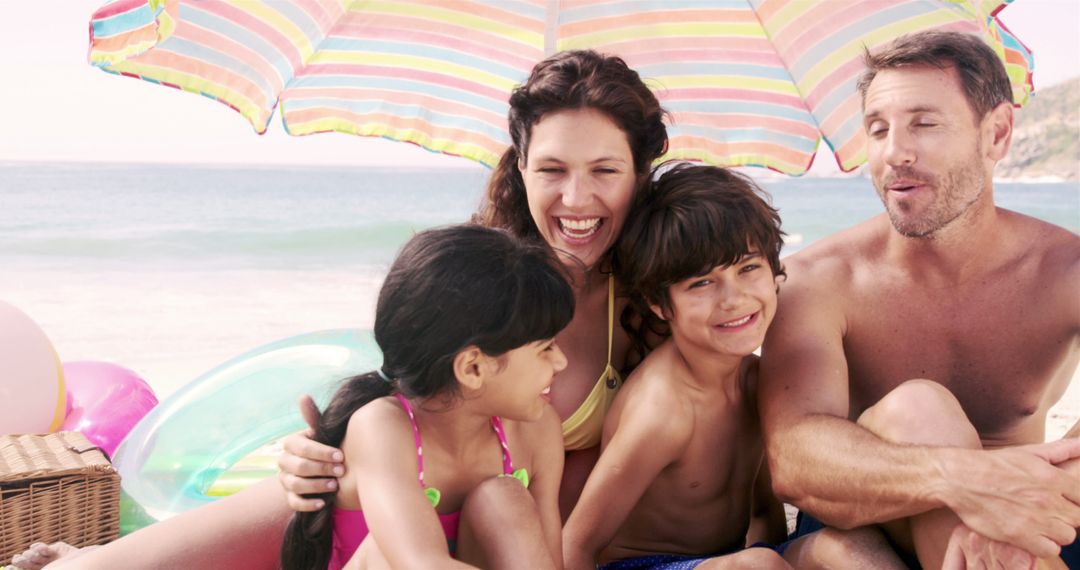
{"left": 280, "top": 371, "right": 393, "bottom": 570}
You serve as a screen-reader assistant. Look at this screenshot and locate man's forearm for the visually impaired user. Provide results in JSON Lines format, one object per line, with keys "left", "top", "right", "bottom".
{"left": 769, "top": 414, "right": 952, "bottom": 528}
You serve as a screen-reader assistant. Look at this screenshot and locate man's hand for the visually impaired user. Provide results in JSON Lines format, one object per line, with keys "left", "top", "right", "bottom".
{"left": 277, "top": 395, "right": 346, "bottom": 511}
{"left": 943, "top": 439, "right": 1080, "bottom": 559}
{"left": 943, "top": 525, "right": 1037, "bottom": 570}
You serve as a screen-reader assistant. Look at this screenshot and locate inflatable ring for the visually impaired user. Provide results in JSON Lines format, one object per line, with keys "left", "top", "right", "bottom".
{"left": 112, "top": 329, "right": 381, "bottom": 526}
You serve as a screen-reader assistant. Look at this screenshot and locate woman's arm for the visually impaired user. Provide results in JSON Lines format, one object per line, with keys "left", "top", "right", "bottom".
{"left": 278, "top": 395, "right": 346, "bottom": 511}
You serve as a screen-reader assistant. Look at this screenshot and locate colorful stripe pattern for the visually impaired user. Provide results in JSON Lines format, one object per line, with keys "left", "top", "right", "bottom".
{"left": 89, "top": 0, "right": 1032, "bottom": 174}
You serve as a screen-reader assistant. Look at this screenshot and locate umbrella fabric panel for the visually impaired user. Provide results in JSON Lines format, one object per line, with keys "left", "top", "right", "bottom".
{"left": 556, "top": 0, "right": 822, "bottom": 173}
{"left": 90, "top": 0, "right": 348, "bottom": 134}
{"left": 88, "top": 0, "right": 1034, "bottom": 175}
{"left": 280, "top": 0, "right": 545, "bottom": 166}
{"left": 554, "top": 0, "right": 1032, "bottom": 173}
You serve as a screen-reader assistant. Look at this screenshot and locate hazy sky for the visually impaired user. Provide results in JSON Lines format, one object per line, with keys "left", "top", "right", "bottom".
{"left": 1, "top": 1, "right": 1076, "bottom": 172}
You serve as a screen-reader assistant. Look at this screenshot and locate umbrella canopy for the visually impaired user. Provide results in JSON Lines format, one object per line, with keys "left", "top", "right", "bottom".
{"left": 88, "top": 0, "right": 1032, "bottom": 175}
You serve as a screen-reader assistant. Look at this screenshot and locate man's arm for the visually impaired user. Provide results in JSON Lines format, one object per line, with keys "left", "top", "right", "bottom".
{"left": 562, "top": 381, "right": 690, "bottom": 569}
{"left": 758, "top": 266, "right": 1080, "bottom": 558}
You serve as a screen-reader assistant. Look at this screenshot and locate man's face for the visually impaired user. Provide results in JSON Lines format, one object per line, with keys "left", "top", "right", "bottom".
{"left": 863, "top": 65, "right": 991, "bottom": 238}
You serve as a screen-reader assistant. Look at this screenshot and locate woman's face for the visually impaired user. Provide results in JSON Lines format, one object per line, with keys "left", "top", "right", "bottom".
{"left": 519, "top": 108, "right": 638, "bottom": 270}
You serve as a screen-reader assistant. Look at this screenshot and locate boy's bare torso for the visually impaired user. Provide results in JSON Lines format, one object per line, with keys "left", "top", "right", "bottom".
{"left": 794, "top": 210, "right": 1079, "bottom": 446}
{"left": 599, "top": 343, "right": 765, "bottom": 562}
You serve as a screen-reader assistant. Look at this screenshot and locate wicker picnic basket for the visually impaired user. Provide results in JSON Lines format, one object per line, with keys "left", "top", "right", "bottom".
{"left": 0, "top": 431, "right": 121, "bottom": 562}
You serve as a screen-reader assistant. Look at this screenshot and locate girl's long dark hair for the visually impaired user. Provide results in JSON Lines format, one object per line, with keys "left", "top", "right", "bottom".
{"left": 281, "top": 224, "right": 574, "bottom": 570}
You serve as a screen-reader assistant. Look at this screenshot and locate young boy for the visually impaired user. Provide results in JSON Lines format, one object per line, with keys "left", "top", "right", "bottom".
{"left": 562, "top": 165, "right": 901, "bottom": 570}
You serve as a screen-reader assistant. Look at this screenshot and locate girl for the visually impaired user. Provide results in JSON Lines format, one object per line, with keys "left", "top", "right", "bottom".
{"left": 281, "top": 225, "right": 572, "bottom": 570}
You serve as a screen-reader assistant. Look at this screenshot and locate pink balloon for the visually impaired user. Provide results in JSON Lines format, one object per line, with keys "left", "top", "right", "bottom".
{"left": 60, "top": 361, "right": 158, "bottom": 457}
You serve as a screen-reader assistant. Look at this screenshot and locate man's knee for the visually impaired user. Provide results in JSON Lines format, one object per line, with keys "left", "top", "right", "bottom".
{"left": 858, "top": 379, "right": 980, "bottom": 448}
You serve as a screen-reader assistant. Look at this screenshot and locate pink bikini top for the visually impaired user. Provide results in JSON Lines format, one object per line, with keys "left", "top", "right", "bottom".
{"left": 328, "top": 393, "right": 528, "bottom": 570}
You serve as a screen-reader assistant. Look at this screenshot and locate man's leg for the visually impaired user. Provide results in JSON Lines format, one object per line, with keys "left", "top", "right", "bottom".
{"left": 857, "top": 379, "right": 984, "bottom": 567}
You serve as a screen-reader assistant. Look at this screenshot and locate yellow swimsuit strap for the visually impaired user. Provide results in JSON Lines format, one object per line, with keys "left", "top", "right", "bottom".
{"left": 560, "top": 274, "right": 622, "bottom": 450}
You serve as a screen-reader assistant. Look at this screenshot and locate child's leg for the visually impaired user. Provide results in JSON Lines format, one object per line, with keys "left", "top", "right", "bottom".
{"left": 696, "top": 547, "right": 790, "bottom": 569}
{"left": 456, "top": 476, "right": 557, "bottom": 570}
{"left": 343, "top": 535, "right": 392, "bottom": 570}
{"left": 781, "top": 527, "right": 906, "bottom": 569}
{"left": 8, "top": 542, "right": 88, "bottom": 570}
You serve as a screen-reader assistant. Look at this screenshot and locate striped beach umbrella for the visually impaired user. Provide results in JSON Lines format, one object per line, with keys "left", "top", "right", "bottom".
{"left": 88, "top": 0, "right": 1033, "bottom": 175}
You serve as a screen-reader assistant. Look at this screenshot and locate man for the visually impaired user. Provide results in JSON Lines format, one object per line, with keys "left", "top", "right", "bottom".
{"left": 759, "top": 30, "right": 1080, "bottom": 569}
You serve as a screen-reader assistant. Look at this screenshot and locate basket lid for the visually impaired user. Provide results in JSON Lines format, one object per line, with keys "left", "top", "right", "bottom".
{"left": 0, "top": 431, "right": 117, "bottom": 483}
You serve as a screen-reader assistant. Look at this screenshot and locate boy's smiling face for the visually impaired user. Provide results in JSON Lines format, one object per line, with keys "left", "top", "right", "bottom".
{"left": 653, "top": 251, "right": 778, "bottom": 359}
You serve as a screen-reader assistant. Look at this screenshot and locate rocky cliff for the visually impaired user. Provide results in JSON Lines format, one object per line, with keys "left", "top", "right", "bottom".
{"left": 996, "top": 76, "right": 1079, "bottom": 181}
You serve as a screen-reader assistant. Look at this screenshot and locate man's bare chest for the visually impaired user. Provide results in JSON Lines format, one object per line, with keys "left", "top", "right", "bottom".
{"left": 841, "top": 283, "right": 1071, "bottom": 439}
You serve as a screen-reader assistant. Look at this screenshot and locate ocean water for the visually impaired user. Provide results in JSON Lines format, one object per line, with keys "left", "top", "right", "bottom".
{"left": 1, "top": 161, "right": 1077, "bottom": 397}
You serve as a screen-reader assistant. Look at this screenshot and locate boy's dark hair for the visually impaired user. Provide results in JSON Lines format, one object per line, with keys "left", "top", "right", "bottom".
{"left": 856, "top": 30, "right": 1014, "bottom": 120}
{"left": 614, "top": 163, "right": 784, "bottom": 327}
{"left": 281, "top": 224, "right": 574, "bottom": 570}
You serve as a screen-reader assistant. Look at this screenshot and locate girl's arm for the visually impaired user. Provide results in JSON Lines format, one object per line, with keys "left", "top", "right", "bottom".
{"left": 561, "top": 382, "right": 690, "bottom": 570}
{"left": 746, "top": 455, "right": 788, "bottom": 546}
{"left": 528, "top": 405, "right": 567, "bottom": 566}
{"left": 346, "top": 402, "right": 475, "bottom": 569}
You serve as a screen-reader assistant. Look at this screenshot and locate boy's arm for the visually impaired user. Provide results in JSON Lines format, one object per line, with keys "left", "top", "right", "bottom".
{"left": 562, "top": 382, "right": 690, "bottom": 570}
{"left": 746, "top": 456, "right": 788, "bottom": 546}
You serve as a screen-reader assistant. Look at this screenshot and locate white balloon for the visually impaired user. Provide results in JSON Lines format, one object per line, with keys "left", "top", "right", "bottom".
{"left": 0, "top": 301, "right": 66, "bottom": 435}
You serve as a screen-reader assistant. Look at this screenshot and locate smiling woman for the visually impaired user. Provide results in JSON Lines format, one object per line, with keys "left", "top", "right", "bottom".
{"left": 521, "top": 107, "right": 638, "bottom": 277}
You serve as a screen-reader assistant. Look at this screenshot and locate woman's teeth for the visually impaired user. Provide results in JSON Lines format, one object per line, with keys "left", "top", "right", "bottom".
{"left": 558, "top": 217, "right": 601, "bottom": 238}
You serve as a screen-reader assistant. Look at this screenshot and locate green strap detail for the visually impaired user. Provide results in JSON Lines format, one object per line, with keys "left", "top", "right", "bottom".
{"left": 424, "top": 486, "right": 441, "bottom": 508}
{"left": 509, "top": 467, "right": 529, "bottom": 488}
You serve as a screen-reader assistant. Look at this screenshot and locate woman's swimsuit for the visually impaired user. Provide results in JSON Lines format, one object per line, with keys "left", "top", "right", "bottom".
{"left": 561, "top": 274, "right": 624, "bottom": 450}
{"left": 328, "top": 393, "right": 529, "bottom": 570}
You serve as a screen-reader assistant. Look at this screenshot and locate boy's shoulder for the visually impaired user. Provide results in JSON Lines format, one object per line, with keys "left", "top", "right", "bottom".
{"left": 608, "top": 342, "right": 696, "bottom": 433}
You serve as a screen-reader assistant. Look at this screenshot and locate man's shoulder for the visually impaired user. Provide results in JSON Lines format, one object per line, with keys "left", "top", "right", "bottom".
{"left": 1001, "top": 209, "right": 1080, "bottom": 279}
{"left": 783, "top": 215, "right": 889, "bottom": 293}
